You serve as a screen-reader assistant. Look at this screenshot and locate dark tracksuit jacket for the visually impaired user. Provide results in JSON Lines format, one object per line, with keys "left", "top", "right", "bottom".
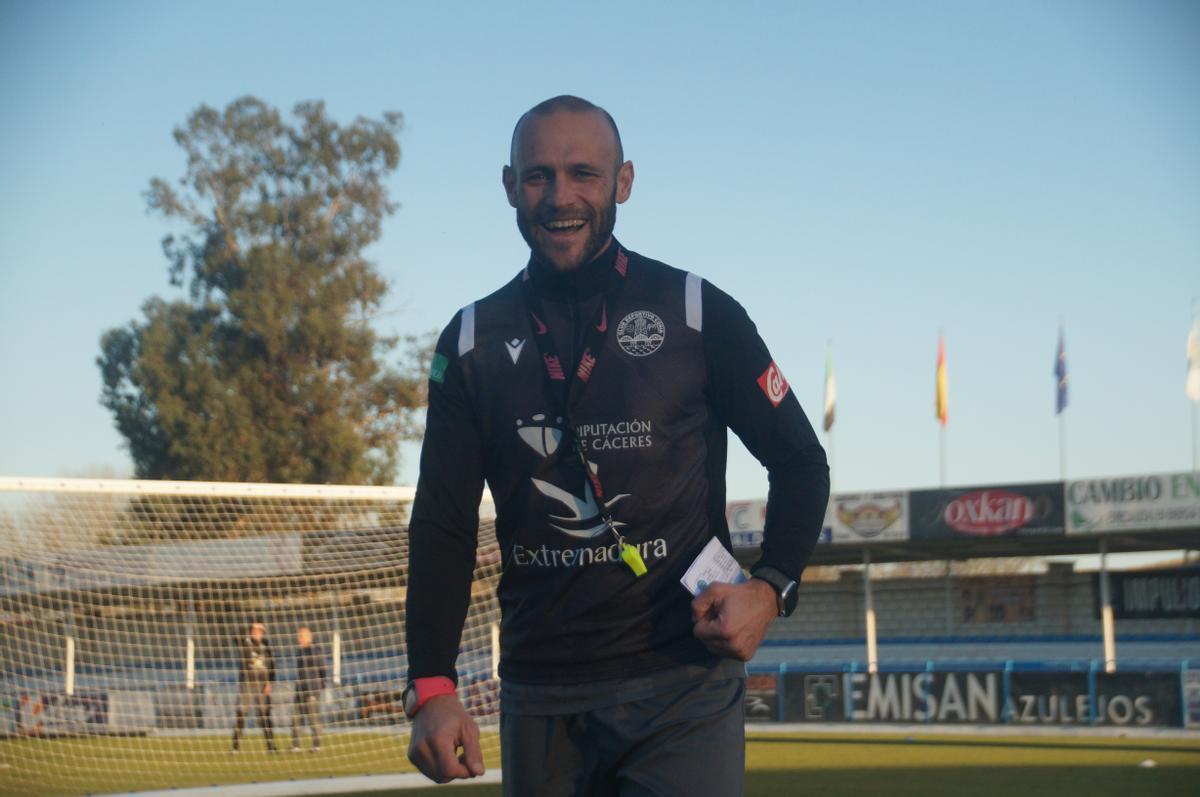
{"left": 406, "top": 240, "right": 829, "bottom": 686}
{"left": 238, "top": 637, "right": 276, "bottom": 687}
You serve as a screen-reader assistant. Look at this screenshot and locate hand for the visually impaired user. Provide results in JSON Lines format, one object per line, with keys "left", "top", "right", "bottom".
{"left": 407, "top": 694, "right": 485, "bottom": 783}
{"left": 691, "top": 579, "right": 779, "bottom": 661}
{"left": 262, "top": 683, "right": 272, "bottom": 696}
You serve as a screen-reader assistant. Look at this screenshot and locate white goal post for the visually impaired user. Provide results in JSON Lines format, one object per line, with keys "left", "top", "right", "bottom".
{"left": 0, "top": 477, "right": 500, "bottom": 796}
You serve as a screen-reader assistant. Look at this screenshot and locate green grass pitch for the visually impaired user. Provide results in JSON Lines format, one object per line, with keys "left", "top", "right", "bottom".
{"left": 1, "top": 731, "right": 1198, "bottom": 796}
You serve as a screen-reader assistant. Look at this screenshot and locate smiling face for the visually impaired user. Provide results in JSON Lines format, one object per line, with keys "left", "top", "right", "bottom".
{"left": 503, "top": 108, "right": 634, "bottom": 271}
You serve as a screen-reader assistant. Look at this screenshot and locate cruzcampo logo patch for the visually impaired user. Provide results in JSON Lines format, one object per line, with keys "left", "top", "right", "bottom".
{"left": 430, "top": 353, "right": 449, "bottom": 384}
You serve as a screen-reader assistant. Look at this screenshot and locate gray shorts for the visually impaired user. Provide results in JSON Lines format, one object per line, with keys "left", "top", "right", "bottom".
{"left": 500, "top": 675, "right": 745, "bottom": 797}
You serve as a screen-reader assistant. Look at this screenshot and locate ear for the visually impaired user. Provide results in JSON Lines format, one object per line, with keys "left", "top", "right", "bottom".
{"left": 502, "top": 165, "right": 518, "bottom": 208}
{"left": 615, "top": 161, "right": 634, "bottom": 204}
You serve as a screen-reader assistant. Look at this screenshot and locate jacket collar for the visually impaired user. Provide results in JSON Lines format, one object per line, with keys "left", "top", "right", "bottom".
{"left": 527, "top": 238, "right": 621, "bottom": 301}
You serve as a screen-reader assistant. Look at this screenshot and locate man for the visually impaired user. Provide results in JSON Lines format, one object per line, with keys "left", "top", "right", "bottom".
{"left": 405, "top": 96, "right": 828, "bottom": 795}
{"left": 231, "top": 621, "right": 277, "bottom": 753}
{"left": 290, "top": 625, "right": 326, "bottom": 752}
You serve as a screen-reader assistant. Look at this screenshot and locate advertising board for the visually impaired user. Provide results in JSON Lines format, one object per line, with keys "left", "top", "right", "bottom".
{"left": 910, "top": 482, "right": 1064, "bottom": 540}
{"left": 725, "top": 500, "right": 832, "bottom": 549}
{"left": 843, "top": 672, "right": 1002, "bottom": 723}
{"left": 782, "top": 672, "right": 846, "bottom": 722}
{"left": 960, "top": 576, "right": 1036, "bottom": 624}
{"left": 726, "top": 494, "right": 902, "bottom": 548}
{"left": 1067, "top": 472, "right": 1200, "bottom": 534}
{"left": 1007, "top": 672, "right": 1181, "bottom": 727}
{"left": 776, "top": 671, "right": 1184, "bottom": 728}
{"left": 1185, "top": 669, "right": 1200, "bottom": 729}
{"left": 829, "top": 492, "right": 909, "bottom": 544}
{"left": 1095, "top": 567, "right": 1200, "bottom": 620}
{"left": 744, "top": 673, "right": 779, "bottom": 722}
{"left": 17, "top": 693, "right": 108, "bottom": 736}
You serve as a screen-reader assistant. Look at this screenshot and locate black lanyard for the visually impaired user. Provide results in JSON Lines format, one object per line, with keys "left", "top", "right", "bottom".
{"left": 519, "top": 247, "right": 647, "bottom": 576}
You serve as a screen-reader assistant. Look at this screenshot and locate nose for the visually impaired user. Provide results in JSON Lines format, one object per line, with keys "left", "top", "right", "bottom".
{"left": 543, "top": 171, "right": 579, "bottom": 210}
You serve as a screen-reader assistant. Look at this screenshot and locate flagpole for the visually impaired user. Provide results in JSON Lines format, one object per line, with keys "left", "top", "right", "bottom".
{"left": 1057, "top": 317, "right": 1067, "bottom": 481}
{"left": 1192, "top": 403, "right": 1197, "bottom": 473}
{"left": 1193, "top": 298, "right": 1199, "bottom": 473}
{"left": 828, "top": 338, "right": 834, "bottom": 493}
{"left": 936, "top": 330, "right": 947, "bottom": 488}
{"left": 1058, "top": 412, "right": 1066, "bottom": 481}
{"left": 939, "top": 425, "right": 946, "bottom": 488}
{"left": 828, "top": 426, "right": 835, "bottom": 493}
{"left": 823, "top": 339, "right": 836, "bottom": 491}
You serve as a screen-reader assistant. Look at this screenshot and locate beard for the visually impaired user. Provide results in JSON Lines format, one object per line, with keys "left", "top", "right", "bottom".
{"left": 515, "top": 185, "right": 619, "bottom": 272}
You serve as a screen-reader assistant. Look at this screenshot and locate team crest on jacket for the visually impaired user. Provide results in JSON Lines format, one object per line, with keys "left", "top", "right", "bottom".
{"left": 617, "top": 311, "right": 666, "bottom": 357}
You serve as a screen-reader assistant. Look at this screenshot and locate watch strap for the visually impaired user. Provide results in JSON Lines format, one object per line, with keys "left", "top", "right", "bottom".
{"left": 404, "top": 676, "right": 456, "bottom": 718}
{"left": 751, "top": 565, "right": 799, "bottom": 617}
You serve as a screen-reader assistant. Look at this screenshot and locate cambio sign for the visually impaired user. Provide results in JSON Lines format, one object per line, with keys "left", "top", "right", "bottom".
{"left": 1067, "top": 471, "right": 1200, "bottom": 534}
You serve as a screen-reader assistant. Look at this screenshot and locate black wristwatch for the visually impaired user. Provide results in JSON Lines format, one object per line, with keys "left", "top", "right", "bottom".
{"left": 751, "top": 566, "right": 799, "bottom": 617}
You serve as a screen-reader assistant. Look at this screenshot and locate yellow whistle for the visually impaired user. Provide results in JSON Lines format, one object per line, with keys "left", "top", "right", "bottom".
{"left": 620, "top": 543, "right": 648, "bottom": 577}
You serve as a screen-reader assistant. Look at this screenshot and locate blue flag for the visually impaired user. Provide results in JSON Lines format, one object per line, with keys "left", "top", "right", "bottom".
{"left": 1055, "top": 327, "right": 1068, "bottom": 414}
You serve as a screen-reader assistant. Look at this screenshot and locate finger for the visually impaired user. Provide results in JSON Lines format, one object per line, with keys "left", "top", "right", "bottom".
{"left": 460, "top": 741, "right": 485, "bottom": 776}
{"left": 434, "top": 737, "right": 471, "bottom": 782}
{"left": 692, "top": 617, "right": 720, "bottom": 641}
{"left": 690, "top": 592, "right": 713, "bottom": 623}
{"left": 408, "top": 739, "right": 441, "bottom": 782}
{"left": 693, "top": 616, "right": 734, "bottom": 648}
{"left": 692, "top": 588, "right": 726, "bottom": 623}
{"left": 463, "top": 722, "right": 485, "bottom": 776}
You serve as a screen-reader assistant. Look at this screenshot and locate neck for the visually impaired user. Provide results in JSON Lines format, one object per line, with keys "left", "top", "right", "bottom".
{"left": 529, "top": 238, "right": 620, "bottom": 300}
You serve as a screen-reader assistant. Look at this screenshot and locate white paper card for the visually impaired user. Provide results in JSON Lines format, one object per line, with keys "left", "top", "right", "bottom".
{"left": 680, "top": 536, "right": 747, "bottom": 596}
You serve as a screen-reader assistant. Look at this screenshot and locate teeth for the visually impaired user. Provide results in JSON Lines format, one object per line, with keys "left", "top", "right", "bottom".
{"left": 545, "top": 219, "right": 585, "bottom": 230}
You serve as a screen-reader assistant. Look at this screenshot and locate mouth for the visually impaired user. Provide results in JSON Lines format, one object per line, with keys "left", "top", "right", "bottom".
{"left": 541, "top": 218, "right": 588, "bottom": 237}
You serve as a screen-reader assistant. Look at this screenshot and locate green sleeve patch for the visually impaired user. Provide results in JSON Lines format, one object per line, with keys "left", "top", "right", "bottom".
{"left": 430, "top": 353, "right": 449, "bottom": 384}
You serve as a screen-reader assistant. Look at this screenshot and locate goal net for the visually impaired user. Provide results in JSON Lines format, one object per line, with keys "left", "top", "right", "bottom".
{"left": 0, "top": 477, "right": 500, "bottom": 796}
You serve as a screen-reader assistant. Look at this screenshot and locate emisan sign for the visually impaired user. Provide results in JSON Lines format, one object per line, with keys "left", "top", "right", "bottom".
{"left": 846, "top": 672, "right": 1001, "bottom": 723}
{"left": 793, "top": 671, "right": 1183, "bottom": 727}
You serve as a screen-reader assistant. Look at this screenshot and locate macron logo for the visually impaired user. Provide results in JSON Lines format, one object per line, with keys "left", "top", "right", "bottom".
{"left": 506, "top": 338, "right": 526, "bottom": 364}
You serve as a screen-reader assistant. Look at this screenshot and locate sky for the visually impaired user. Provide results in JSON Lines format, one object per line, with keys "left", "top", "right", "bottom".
{"left": 1, "top": 0, "right": 1198, "bottom": 503}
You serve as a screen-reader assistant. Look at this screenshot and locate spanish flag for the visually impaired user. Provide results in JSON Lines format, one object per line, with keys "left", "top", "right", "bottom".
{"left": 935, "top": 332, "right": 948, "bottom": 426}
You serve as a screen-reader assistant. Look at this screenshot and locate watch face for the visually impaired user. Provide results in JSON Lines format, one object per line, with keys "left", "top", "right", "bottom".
{"left": 781, "top": 582, "right": 800, "bottom": 616}
{"left": 402, "top": 683, "right": 418, "bottom": 718}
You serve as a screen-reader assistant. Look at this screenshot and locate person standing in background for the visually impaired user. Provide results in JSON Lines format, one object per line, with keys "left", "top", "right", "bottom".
{"left": 290, "top": 625, "right": 327, "bottom": 752}
{"left": 231, "top": 621, "right": 276, "bottom": 753}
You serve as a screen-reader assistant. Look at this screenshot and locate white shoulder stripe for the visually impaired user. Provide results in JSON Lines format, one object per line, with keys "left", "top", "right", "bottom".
{"left": 458, "top": 303, "right": 475, "bottom": 356}
{"left": 685, "top": 272, "right": 703, "bottom": 332}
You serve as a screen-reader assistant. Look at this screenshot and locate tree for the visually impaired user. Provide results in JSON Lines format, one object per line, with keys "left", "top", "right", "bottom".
{"left": 99, "top": 97, "right": 424, "bottom": 484}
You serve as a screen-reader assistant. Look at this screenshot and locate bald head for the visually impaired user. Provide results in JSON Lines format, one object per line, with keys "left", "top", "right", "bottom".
{"left": 510, "top": 95, "right": 623, "bottom": 168}
{"left": 503, "top": 95, "right": 634, "bottom": 271}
